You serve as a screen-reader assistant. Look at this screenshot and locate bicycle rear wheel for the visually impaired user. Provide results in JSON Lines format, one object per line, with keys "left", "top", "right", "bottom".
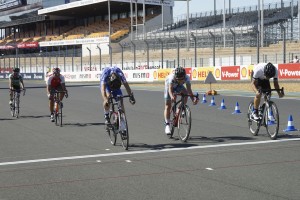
{"left": 247, "top": 101, "right": 261, "bottom": 136}
{"left": 15, "top": 96, "right": 20, "bottom": 118}
{"left": 119, "top": 110, "right": 129, "bottom": 150}
{"left": 107, "top": 112, "right": 117, "bottom": 145}
{"left": 265, "top": 101, "right": 279, "bottom": 140}
{"left": 177, "top": 105, "right": 191, "bottom": 142}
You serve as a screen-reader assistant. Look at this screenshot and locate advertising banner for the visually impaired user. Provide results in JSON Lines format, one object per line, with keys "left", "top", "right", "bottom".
{"left": 153, "top": 69, "right": 172, "bottom": 81}
{"left": 214, "top": 66, "right": 222, "bottom": 81}
{"left": 221, "top": 66, "right": 240, "bottom": 80}
{"left": 17, "top": 42, "right": 39, "bottom": 49}
{"left": 240, "top": 65, "right": 253, "bottom": 80}
{"left": 192, "top": 67, "right": 214, "bottom": 81}
{"left": 278, "top": 63, "right": 300, "bottom": 79}
{"left": 0, "top": 73, "right": 44, "bottom": 80}
{"left": 126, "top": 70, "right": 153, "bottom": 82}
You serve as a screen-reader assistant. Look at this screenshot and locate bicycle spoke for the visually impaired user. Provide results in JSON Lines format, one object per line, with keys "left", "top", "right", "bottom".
{"left": 107, "top": 112, "right": 117, "bottom": 145}
{"left": 119, "top": 111, "right": 129, "bottom": 150}
{"left": 248, "top": 101, "right": 261, "bottom": 136}
{"left": 177, "top": 105, "right": 191, "bottom": 142}
{"left": 265, "top": 102, "right": 279, "bottom": 140}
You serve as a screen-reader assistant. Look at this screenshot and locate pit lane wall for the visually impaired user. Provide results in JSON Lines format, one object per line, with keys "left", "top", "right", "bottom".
{"left": 0, "top": 63, "right": 299, "bottom": 81}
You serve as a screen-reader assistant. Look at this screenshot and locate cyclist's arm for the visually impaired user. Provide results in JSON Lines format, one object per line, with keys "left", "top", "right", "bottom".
{"left": 251, "top": 79, "right": 259, "bottom": 94}
{"left": 20, "top": 79, "right": 25, "bottom": 89}
{"left": 273, "top": 78, "right": 284, "bottom": 97}
{"left": 8, "top": 77, "right": 12, "bottom": 89}
{"left": 168, "top": 83, "right": 175, "bottom": 100}
{"left": 101, "top": 83, "right": 108, "bottom": 101}
{"left": 61, "top": 83, "right": 67, "bottom": 92}
{"left": 186, "top": 82, "right": 194, "bottom": 97}
{"left": 123, "top": 81, "right": 133, "bottom": 96}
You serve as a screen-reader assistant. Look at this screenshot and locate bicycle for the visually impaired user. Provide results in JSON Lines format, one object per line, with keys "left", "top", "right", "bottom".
{"left": 10, "top": 89, "right": 26, "bottom": 118}
{"left": 51, "top": 90, "right": 68, "bottom": 127}
{"left": 169, "top": 92, "right": 199, "bottom": 142}
{"left": 105, "top": 95, "right": 131, "bottom": 150}
{"left": 247, "top": 87, "right": 284, "bottom": 140}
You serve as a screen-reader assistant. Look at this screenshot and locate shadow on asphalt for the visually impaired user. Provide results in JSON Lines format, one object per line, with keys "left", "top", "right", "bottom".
{"left": 130, "top": 142, "right": 198, "bottom": 150}
{"left": 63, "top": 122, "right": 105, "bottom": 127}
{"left": 278, "top": 133, "right": 300, "bottom": 138}
{"left": 0, "top": 118, "right": 15, "bottom": 121}
{"left": 21, "top": 115, "right": 49, "bottom": 119}
{"left": 188, "top": 136, "right": 256, "bottom": 143}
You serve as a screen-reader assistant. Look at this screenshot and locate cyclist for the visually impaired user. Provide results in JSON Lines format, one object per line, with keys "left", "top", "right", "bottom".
{"left": 9, "top": 67, "right": 25, "bottom": 105}
{"left": 164, "top": 67, "right": 198, "bottom": 135}
{"left": 250, "top": 62, "right": 284, "bottom": 120}
{"left": 100, "top": 66, "right": 135, "bottom": 124}
{"left": 47, "top": 67, "right": 68, "bottom": 122}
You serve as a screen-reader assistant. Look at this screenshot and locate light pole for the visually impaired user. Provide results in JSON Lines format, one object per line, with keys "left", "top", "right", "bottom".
{"left": 191, "top": 33, "right": 197, "bottom": 68}
{"left": 86, "top": 47, "right": 91, "bottom": 71}
{"left": 158, "top": 38, "right": 164, "bottom": 69}
{"left": 96, "top": 45, "right": 102, "bottom": 70}
{"left": 174, "top": 36, "right": 180, "bottom": 68}
{"left": 118, "top": 43, "right": 124, "bottom": 70}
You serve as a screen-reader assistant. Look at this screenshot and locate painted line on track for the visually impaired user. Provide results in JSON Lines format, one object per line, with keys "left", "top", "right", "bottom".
{"left": 0, "top": 138, "right": 300, "bottom": 167}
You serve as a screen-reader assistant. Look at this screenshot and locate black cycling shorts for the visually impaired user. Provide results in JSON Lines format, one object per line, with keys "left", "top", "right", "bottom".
{"left": 254, "top": 79, "right": 271, "bottom": 91}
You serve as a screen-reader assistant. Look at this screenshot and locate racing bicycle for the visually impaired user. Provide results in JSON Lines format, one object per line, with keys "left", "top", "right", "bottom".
{"left": 247, "top": 87, "right": 284, "bottom": 140}
{"left": 105, "top": 95, "right": 132, "bottom": 150}
{"left": 52, "top": 90, "right": 68, "bottom": 127}
{"left": 10, "top": 89, "right": 26, "bottom": 118}
{"left": 169, "top": 92, "right": 199, "bottom": 142}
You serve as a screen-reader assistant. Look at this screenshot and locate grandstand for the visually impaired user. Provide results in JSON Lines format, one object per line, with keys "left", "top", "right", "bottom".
{"left": 0, "top": 0, "right": 300, "bottom": 73}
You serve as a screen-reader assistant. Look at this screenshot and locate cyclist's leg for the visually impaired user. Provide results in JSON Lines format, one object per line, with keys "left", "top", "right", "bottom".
{"left": 49, "top": 89, "right": 55, "bottom": 121}
{"left": 57, "top": 85, "right": 65, "bottom": 102}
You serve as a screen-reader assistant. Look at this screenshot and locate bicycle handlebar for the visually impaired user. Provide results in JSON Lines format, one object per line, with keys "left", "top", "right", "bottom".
{"left": 10, "top": 88, "right": 26, "bottom": 96}
{"left": 260, "top": 87, "right": 284, "bottom": 95}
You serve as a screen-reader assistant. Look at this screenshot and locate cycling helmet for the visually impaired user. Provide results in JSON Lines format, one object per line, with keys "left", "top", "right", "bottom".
{"left": 52, "top": 67, "right": 61, "bottom": 74}
{"left": 264, "top": 62, "right": 276, "bottom": 78}
{"left": 174, "top": 67, "right": 186, "bottom": 79}
{"left": 108, "top": 73, "right": 122, "bottom": 90}
{"left": 12, "top": 67, "right": 20, "bottom": 73}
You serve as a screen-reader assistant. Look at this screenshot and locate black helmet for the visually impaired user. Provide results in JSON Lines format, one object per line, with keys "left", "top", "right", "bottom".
{"left": 13, "top": 67, "right": 20, "bottom": 72}
{"left": 108, "top": 73, "right": 122, "bottom": 90}
{"left": 264, "top": 62, "right": 276, "bottom": 78}
{"left": 174, "top": 67, "right": 186, "bottom": 79}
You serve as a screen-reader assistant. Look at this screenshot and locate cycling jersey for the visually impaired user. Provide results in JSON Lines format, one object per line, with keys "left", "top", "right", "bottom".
{"left": 47, "top": 75, "right": 65, "bottom": 88}
{"left": 9, "top": 74, "right": 23, "bottom": 88}
{"left": 164, "top": 74, "right": 190, "bottom": 100}
{"left": 253, "top": 63, "right": 278, "bottom": 80}
{"left": 100, "top": 66, "right": 127, "bottom": 85}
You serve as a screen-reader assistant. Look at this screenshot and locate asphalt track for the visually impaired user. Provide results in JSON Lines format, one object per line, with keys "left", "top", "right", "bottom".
{"left": 0, "top": 81, "right": 300, "bottom": 200}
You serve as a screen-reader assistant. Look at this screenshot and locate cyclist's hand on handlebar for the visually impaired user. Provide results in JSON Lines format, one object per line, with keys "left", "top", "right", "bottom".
{"left": 278, "top": 91, "right": 284, "bottom": 98}
{"left": 47, "top": 93, "right": 52, "bottom": 100}
{"left": 65, "top": 90, "right": 68, "bottom": 98}
{"left": 129, "top": 94, "right": 136, "bottom": 105}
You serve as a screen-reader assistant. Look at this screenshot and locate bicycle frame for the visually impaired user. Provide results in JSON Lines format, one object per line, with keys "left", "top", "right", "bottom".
{"left": 51, "top": 90, "right": 67, "bottom": 126}
{"left": 106, "top": 95, "right": 131, "bottom": 150}
{"left": 10, "top": 89, "right": 25, "bottom": 118}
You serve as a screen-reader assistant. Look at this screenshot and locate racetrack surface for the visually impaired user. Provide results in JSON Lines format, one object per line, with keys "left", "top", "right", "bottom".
{"left": 0, "top": 82, "right": 300, "bottom": 200}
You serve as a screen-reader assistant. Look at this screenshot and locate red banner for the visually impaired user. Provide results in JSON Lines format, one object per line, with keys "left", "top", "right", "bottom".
{"left": 17, "top": 42, "right": 39, "bottom": 49}
{"left": 278, "top": 63, "right": 300, "bottom": 79}
{"left": 221, "top": 66, "right": 240, "bottom": 80}
{"left": 0, "top": 45, "right": 15, "bottom": 50}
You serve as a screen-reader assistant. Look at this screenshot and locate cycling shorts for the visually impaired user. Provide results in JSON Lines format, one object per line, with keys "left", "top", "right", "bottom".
{"left": 255, "top": 79, "right": 271, "bottom": 92}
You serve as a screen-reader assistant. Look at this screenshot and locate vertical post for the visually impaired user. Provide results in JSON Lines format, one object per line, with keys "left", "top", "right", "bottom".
{"left": 257, "top": 30, "right": 260, "bottom": 63}
{"left": 118, "top": 43, "right": 124, "bottom": 70}
{"left": 131, "top": 41, "right": 136, "bottom": 69}
{"left": 97, "top": 45, "right": 102, "bottom": 70}
{"left": 223, "top": 0, "right": 226, "bottom": 47}
{"left": 87, "top": 47, "right": 91, "bottom": 71}
{"left": 280, "top": 24, "right": 286, "bottom": 63}
{"left": 191, "top": 33, "right": 197, "bottom": 68}
{"left": 261, "top": 0, "right": 264, "bottom": 47}
{"left": 209, "top": 31, "right": 216, "bottom": 66}
{"left": 161, "top": 0, "right": 164, "bottom": 30}
{"left": 108, "top": 44, "right": 112, "bottom": 67}
{"left": 174, "top": 36, "right": 180, "bottom": 68}
{"left": 186, "top": 0, "right": 190, "bottom": 50}
{"left": 15, "top": 47, "right": 19, "bottom": 68}
{"left": 144, "top": 40, "right": 149, "bottom": 69}
{"left": 230, "top": 29, "right": 236, "bottom": 65}
{"left": 158, "top": 38, "right": 164, "bottom": 69}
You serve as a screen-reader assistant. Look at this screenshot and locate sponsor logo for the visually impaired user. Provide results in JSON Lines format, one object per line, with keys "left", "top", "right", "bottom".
{"left": 0, "top": 74, "right": 4, "bottom": 79}
{"left": 222, "top": 71, "right": 239, "bottom": 77}
{"left": 241, "top": 67, "right": 247, "bottom": 78}
{"left": 279, "top": 69, "right": 300, "bottom": 77}
{"left": 33, "top": 74, "right": 43, "bottom": 79}
{"left": 22, "top": 74, "right": 32, "bottom": 79}
{"left": 79, "top": 74, "right": 91, "bottom": 79}
{"left": 215, "top": 69, "right": 221, "bottom": 78}
{"left": 192, "top": 69, "right": 197, "bottom": 79}
{"left": 221, "top": 66, "right": 240, "bottom": 80}
{"left": 153, "top": 71, "right": 157, "bottom": 79}
{"left": 132, "top": 73, "right": 150, "bottom": 79}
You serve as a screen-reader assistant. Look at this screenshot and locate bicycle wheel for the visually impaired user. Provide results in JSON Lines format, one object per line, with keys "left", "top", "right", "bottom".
{"left": 58, "top": 105, "right": 63, "bottom": 127}
{"left": 177, "top": 105, "right": 191, "bottom": 142}
{"left": 10, "top": 99, "right": 15, "bottom": 117}
{"left": 247, "top": 101, "right": 261, "bottom": 136}
{"left": 265, "top": 101, "right": 279, "bottom": 140}
{"left": 119, "top": 110, "right": 129, "bottom": 150}
{"left": 107, "top": 112, "right": 117, "bottom": 145}
{"left": 15, "top": 95, "right": 20, "bottom": 118}
{"left": 169, "top": 104, "right": 177, "bottom": 139}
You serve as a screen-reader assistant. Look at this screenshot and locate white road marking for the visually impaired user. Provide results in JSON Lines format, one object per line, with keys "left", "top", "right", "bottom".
{"left": 0, "top": 138, "right": 300, "bottom": 166}
{"left": 96, "top": 160, "right": 101, "bottom": 163}
{"left": 206, "top": 168, "right": 214, "bottom": 171}
{"left": 125, "top": 160, "right": 132, "bottom": 163}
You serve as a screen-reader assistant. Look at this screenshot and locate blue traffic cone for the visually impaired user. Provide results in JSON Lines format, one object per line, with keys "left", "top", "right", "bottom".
{"left": 209, "top": 96, "right": 216, "bottom": 106}
{"left": 267, "top": 109, "right": 276, "bottom": 125}
{"left": 232, "top": 102, "right": 242, "bottom": 114}
{"left": 283, "top": 115, "right": 298, "bottom": 132}
{"left": 218, "top": 99, "right": 227, "bottom": 110}
{"left": 201, "top": 94, "right": 207, "bottom": 103}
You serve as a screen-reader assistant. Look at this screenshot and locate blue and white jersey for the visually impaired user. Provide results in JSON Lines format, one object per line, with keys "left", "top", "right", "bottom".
{"left": 100, "top": 66, "right": 127, "bottom": 85}
{"left": 165, "top": 74, "right": 190, "bottom": 88}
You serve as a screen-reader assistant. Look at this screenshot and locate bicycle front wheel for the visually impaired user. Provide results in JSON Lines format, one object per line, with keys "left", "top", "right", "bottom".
{"left": 107, "top": 112, "right": 117, "bottom": 145}
{"left": 10, "top": 100, "right": 15, "bottom": 117}
{"left": 119, "top": 110, "right": 129, "bottom": 150}
{"left": 265, "top": 101, "right": 279, "bottom": 140}
{"left": 15, "top": 96, "right": 20, "bottom": 118}
{"left": 247, "top": 101, "right": 261, "bottom": 136}
{"left": 177, "top": 105, "right": 191, "bottom": 142}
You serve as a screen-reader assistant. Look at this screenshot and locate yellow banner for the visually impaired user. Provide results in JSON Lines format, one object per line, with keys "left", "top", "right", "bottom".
{"left": 192, "top": 67, "right": 214, "bottom": 80}
{"left": 153, "top": 69, "right": 172, "bottom": 81}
